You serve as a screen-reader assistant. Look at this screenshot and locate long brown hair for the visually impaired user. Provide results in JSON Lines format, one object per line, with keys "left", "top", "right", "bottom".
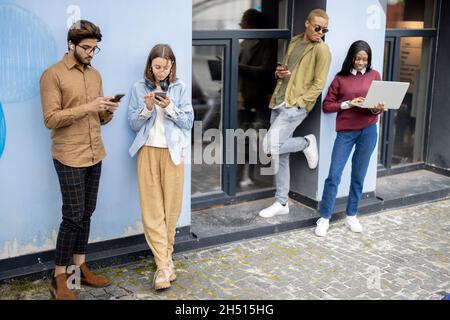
{"left": 144, "top": 44, "right": 177, "bottom": 86}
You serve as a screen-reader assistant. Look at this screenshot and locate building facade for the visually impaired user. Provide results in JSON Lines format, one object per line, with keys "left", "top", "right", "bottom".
{"left": 0, "top": 0, "right": 448, "bottom": 278}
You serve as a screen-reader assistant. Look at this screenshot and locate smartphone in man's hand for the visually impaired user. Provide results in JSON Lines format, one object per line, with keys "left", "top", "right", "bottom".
{"left": 111, "top": 94, "right": 125, "bottom": 103}
{"left": 277, "top": 62, "right": 287, "bottom": 68}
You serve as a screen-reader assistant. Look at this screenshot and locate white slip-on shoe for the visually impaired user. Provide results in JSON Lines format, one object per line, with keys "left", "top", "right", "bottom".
{"left": 303, "top": 134, "right": 318, "bottom": 169}
{"left": 315, "top": 217, "right": 330, "bottom": 237}
{"left": 345, "top": 216, "right": 363, "bottom": 233}
{"left": 258, "top": 201, "right": 289, "bottom": 218}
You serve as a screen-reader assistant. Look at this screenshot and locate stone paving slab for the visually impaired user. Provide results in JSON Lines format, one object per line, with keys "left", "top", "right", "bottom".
{"left": 0, "top": 199, "right": 449, "bottom": 300}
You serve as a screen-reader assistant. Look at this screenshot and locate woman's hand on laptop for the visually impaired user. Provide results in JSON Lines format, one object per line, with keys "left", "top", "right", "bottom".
{"left": 370, "top": 102, "right": 387, "bottom": 114}
{"left": 349, "top": 97, "right": 365, "bottom": 107}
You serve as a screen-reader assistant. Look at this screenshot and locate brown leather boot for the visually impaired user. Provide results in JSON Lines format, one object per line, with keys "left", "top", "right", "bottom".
{"left": 79, "top": 263, "right": 111, "bottom": 288}
{"left": 48, "top": 274, "right": 76, "bottom": 300}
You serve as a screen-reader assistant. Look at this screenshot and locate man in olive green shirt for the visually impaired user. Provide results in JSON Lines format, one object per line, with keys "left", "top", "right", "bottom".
{"left": 259, "top": 9, "right": 332, "bottom": 218}
{"left": 40, "top": 20, "right": 119, "bottom": 300}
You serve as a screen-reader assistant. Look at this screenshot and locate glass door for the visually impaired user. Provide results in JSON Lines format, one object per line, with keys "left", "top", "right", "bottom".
{"left": 380, "top": 34, "right": 435, "bottom": 174}
{"left": 192, "top": 40, "right": 231, "bottom": 201}
{"left": 379, "top": 0, "right": 438, "bottom": 175}
{"left": 191, "top": 0, "right": 293, "bottom": 208}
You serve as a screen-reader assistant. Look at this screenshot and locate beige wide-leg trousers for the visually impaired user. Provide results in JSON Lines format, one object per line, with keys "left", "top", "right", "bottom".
{"left": 137, "top": 146, "right": 184, "bottom": 269}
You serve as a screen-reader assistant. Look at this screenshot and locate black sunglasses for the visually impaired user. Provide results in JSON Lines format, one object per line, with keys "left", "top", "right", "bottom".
{"left": 314, "top": 25, "right": 329, "bottom": 34}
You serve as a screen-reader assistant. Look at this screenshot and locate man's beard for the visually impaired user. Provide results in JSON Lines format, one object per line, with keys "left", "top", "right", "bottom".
{"left": 74, "top": 49, "right": 91, "bottom": 66}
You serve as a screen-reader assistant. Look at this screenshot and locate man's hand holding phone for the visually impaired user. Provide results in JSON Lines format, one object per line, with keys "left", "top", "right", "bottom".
{"left": 106, "top": 94, "right": 124, "bottom": 114}
{"left": 276, "top": 62, "right": 291, "bottom": 79}
{"left": 87, "top": 97, "right": 119, "bottom": 113}
{"left": 110, "top": 94, "right": 125, "bottom": 103}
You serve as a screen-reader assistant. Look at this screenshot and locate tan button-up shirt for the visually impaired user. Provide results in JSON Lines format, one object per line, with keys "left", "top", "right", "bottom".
{"left": 40, "top": 53, "right": 113, "bottom": 167}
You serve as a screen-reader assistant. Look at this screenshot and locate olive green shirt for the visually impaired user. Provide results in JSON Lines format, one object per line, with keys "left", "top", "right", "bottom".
{"left": 274, "top": 40, "right": 309, "bottom": 106}
{"left": 269, "top": 34, "right": 332, "bottom": 112}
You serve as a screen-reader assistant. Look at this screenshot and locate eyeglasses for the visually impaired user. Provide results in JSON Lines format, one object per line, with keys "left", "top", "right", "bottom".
{"left": 313, "top": 25, "right": 329, "bottom": 34}
{"left": 77, "top": 45, "right": 101, "bottom": 55}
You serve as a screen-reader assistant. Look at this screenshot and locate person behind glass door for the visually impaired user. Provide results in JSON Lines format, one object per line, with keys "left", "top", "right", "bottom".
{"left": 258, "top": 9, "right": 332, "bottom": 218}
{"left": 237, "top": 8, "right": 277, "bottom": 189}
{"left": 127, "top": 44, "right": 194, "bottom": 290}
{"left": 315, "top": 40, "right": 386, "bottom": 237}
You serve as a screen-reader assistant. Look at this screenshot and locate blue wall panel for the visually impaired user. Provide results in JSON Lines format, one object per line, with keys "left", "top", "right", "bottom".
{"left": 0, "top": 0, "right": 192, "bottom": 259}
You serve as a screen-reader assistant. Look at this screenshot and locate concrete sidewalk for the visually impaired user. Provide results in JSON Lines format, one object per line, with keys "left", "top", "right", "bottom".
{"left": 1, "top": 198, "right": 449, "bottom": 300}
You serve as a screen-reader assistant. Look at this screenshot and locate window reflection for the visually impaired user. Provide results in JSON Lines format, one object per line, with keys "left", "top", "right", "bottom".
{"left": 193, "top": 0, "right": 288, "bottom": 30}
{"left": 386, "top": 0, "right": 435, "bottom": 29}
{"left": 191, "top": 45, "right": 224, "bottom": 197}
{"left": 392, "top": 37, "right": 432, "bottom": 165}
{"left": 236, "top": 39, "right": 287, "bottom": 192}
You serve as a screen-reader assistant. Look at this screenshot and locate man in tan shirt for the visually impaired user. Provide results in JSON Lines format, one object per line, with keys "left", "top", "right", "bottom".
{"left": 40, "top": 20, "right": 119, "bottom": 300}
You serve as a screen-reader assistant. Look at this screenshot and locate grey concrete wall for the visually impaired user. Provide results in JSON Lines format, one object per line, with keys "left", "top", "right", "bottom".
{"left": 317, "top": 0, "right": 386, "bottom": 202}
{"left": 289, "top": 0, "right": 327, "bottom": 201}
{"left": 426, "top": 0, "right": 450, "bottom": 169}
{"left": 290, "top": 0, "right": 387, "bottom": 202}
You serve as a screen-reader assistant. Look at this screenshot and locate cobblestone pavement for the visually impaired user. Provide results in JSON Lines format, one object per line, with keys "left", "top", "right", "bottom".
{"left": 1, "top": 199, "right": 449, "bottom": 300}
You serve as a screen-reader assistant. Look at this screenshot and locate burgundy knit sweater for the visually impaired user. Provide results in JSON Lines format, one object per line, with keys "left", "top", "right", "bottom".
{"left": 323, "top": 69, "right": 381, "bottom": 132}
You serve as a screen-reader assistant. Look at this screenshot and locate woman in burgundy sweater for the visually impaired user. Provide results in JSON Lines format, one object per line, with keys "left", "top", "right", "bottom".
{"left": 315, "top": 40, "right": 386, "bottom": 237}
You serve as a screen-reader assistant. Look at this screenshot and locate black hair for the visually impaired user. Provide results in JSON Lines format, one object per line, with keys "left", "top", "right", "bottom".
{"left": 337, "top": 40, "right": 372, "bottom": 76}
{"left": 239, "top": 9, "right": 268, "bottom": 29}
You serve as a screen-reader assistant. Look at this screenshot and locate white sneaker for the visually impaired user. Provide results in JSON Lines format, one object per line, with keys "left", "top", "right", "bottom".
{"left": 315, "top": 218, "right": 329, "bottom": 237}
{"left": 239, "top": 178, "right": 255, "bottom": 188}
{"left": 258, "top": 201, "right": 289, "bottom": 218}
{"left": 303, "top": 134, "right": 318, "bottom": 169}
{"left": 345, "top": 216, "right": 363, "bottom": 233}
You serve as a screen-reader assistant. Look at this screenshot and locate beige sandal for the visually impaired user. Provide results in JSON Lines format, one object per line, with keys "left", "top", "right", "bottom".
{"left": 168, "top": 259, "right": 176, "bottom": 282}
{"left": 153, "top": 267, "right": 171, "bottom": 290}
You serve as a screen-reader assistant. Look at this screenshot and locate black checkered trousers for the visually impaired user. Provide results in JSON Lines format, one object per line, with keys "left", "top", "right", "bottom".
{"left": 53, "top": 159, "right": 102, "bottom": 266}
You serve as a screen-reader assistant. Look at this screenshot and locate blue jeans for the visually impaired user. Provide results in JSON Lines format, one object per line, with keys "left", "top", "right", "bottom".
{"left": 263, "top": 106, "right": 309, "bottom": 205}
{"left": 320, "top": 124, "right": 378, "bottom": 219}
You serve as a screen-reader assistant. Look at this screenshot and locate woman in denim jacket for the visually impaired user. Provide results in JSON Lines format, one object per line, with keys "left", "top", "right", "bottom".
{"left": 128, "top": 44, "right": 193, "bottom": 290}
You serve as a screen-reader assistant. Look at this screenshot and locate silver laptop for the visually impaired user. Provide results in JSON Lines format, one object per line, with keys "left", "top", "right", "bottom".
{"left": 350, "top": 81, "right": 410, "bottom": 109}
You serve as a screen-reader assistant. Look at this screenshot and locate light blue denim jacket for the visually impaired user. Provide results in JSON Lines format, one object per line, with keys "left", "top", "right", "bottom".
{"left": 128, "top": 79, "right": 194, "bottom": 165}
